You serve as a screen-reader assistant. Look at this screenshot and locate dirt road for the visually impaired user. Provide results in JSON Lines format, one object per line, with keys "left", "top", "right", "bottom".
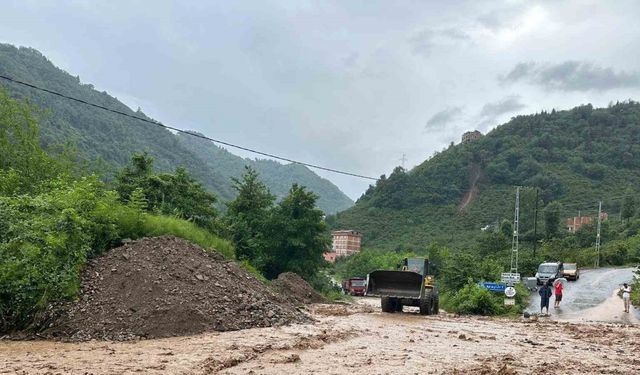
{"left": 2, "top": 301, "right": 639, "bottom": 374}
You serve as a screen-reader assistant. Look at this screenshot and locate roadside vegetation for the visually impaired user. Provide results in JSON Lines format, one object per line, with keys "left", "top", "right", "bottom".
{"left": 333, "top": 209, "right": 640, "bottom": 315}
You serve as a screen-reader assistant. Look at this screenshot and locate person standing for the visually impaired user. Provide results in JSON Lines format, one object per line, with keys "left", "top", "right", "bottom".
{"left": 539, "top": 281, "right": 552, "bottom": 315}
{"left": 622, "top": 283, "right": 632, "bottom": 313}
{"left": 554, "top": 280, "right": 564, "bottom": 308}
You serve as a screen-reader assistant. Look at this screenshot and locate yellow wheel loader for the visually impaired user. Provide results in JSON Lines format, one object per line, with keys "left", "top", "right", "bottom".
{"left": 366, "top": 258, "right": 439, "bottom": 315}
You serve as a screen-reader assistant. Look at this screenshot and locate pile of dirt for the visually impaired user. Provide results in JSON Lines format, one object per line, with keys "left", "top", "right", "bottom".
{"left": 46, "top": 236, "right": 310, "bottom": 341}
{"left": 271, "top": 272, "right": 327, "bottom": 305}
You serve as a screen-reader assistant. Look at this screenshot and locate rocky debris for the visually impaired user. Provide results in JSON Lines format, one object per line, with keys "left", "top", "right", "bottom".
{"left": 310, "top": 303, "right": 375, "bottom": 316}
{"left": 270, "top": 272, "right": 327, "bottom": 306}
{"left": 45, "top": 236, "right": 310, "bottom": 341}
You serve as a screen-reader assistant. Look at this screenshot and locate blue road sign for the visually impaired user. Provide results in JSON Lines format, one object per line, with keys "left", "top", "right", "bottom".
{"left": 479, "top": 282, "right": 506, "bottom": 292}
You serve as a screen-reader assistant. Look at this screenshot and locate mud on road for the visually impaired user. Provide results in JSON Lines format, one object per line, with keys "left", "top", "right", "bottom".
{"left": 2, "top": 298, "right": 639, "bottom": 374}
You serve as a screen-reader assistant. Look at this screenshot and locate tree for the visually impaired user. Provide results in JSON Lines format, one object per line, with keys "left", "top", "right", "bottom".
{"left": 622, "top": 189, "right": 636, "bottom": 224}
{"left": 224, "top": 166, "right": 275, "bottom": 262}
{"left": 499, "top": 219, "right": 513, "bottom": 238}
{"left": 543, "top": 201, "right": 562, "bottom": 239}
{"left": 0, "top": 87, "right": 67, "bottom": 195}
{"left": 115, "top": 153, "right": 218, "bottom": 228}
{"left": 476, "top": 231, "right": 509, "bottom": 257}
{"left": 115, "top": 152, "right": 154, "bottom": 201}
{"left": 261, "top": 184, "right": 329, "bottom": 280}
{"left": 334, "top": 249, "right": 404, "bottom": 280}
{"left": 148, "top": 168, "right": 218, "bottom": 228}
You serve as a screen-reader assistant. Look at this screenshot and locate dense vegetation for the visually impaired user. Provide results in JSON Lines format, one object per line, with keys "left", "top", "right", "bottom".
{"left": 175, "top": 132, "right": 353, "bottom": 214}
{"left": 332, "top": 101, "right": 640, "bottom": 250}
{"left": 0, "top": 89, "right": 330, "bottom": 332}
{"left": 224, "top": 167, "right": 330, "bottom": 281}
{"left": 330, "top": 101, "right": 640, "bottom": 314}
{"left": 0, "top": 43, "right": 353, "bottom": 214}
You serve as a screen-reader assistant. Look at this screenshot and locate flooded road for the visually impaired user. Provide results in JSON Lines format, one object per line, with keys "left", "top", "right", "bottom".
{"left": 2, "top": 301, "right": 639, "bottom": 374}
{"left": 526, "top": 267, "right": 639, "bottom": 323}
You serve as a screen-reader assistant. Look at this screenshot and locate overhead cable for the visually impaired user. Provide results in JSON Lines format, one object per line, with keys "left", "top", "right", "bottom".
{"left": 0, "top": 74, "right": 378, "bottom": 180}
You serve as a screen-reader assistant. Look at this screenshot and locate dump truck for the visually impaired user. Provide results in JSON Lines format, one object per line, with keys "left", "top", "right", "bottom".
{"left": 342, "top": 277, "right": 367, "bottom": 296}
{"left": 366, "top": 258, "right": 439, "bottom": 315}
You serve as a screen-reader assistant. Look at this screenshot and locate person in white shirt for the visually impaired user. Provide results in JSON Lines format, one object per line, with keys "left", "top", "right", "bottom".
{"left": 621, "top": 283, "right": 631, "bottom": 313}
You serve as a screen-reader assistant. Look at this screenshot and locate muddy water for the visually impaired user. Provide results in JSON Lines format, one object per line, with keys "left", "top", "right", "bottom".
{"left": 2, "top": 300, "right": 639, "bottom": 374}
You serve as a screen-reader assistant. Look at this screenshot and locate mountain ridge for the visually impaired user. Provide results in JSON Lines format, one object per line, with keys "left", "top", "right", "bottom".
{"left": 0, "top": 43, "right": 353, "bottom": 213}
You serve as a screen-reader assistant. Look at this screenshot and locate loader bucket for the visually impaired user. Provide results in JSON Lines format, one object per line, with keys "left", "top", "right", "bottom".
{"left": 366, "top": 270, "right": 423, "bottom": 298}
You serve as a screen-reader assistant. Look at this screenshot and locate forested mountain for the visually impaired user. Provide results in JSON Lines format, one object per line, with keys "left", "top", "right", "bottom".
{"left": 175, "top": 132, "right": 355, "bottom": 214}
{"left": 0, "top": 43, "right": 352, "bottom": 213}
{"left": 331, "top": 101, "right": 640, "bottom": 249}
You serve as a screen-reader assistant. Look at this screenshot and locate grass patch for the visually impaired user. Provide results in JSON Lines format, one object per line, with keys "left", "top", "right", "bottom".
{"left": 239, "top": 260, "right": 269, "bottom": 284}
{"left": 141, "top": 214, "right": 235, "bottom": 259}
{"left": 323, "top": 290, "right": 353, "bottom": 302}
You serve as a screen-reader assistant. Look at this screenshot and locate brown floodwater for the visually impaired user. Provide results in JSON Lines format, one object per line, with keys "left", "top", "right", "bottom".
{"left": 1, "top": 299, "right": 639, "bottom": 374}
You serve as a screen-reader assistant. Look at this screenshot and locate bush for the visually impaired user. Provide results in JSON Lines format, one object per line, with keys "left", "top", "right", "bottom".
{"left": 443, "top": 280, "right": 529, "bottom": 315}
{"left": 444, "top": 281, "right": 506, "bottom": 315}
{"left": 0, "top": 176, "right": 234, "bottom": 332}
{"left": 0, "top": 177, "right": 124, "bottom": 331}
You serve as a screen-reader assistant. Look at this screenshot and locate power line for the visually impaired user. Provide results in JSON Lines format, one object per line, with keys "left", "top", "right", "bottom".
{"left": 0, "top": 74, "right": 378, "bottom": 181}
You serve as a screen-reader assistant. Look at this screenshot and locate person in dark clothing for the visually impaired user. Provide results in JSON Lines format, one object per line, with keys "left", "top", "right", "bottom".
{"left": 539, "top": 281, "right": 553, "bottom": 314}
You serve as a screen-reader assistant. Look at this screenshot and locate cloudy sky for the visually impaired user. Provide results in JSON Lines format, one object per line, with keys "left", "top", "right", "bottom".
{"left": 2, "top": 0, "right": 640, "bottom": 199}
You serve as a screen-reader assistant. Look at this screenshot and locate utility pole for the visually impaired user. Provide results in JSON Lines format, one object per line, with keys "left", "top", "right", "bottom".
{"left": 533, "top": 188, "right": 539, "bottom": 257}
{"left": 595, "top": 201, "right": 602, "bottom": 268}
{"left": 510, "top": 187, "right": 520, "bottom": 274}
{"left": 400, "top": 154, "right": 407, "bottom": 169}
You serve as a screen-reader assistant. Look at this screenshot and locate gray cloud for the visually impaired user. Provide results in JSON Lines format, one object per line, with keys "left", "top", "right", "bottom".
{"left": 477, "top": 96, "right": 525, "bottom": 129}
{"left": 501, "top": 61, "right": 640, "bottom": 91}
{"left": 480, "top": 96, "right": 525, "bottom": 118}
{"left": 409, "top": 28, "right": 470, "bottom": 56}
{"left": 342, "top": 52, "right": 359, "bottom": 68}
{"left": 426, "top": 107, "right": 463, "bottom": 130}
{"left": 439, "top": 28, "right": 470, "bottom": 41}
{"left": 2, "top": 1, "right": 640, "bottom": 199}
{"left": 476, "top": 6, "right": 524, "bottom": 31}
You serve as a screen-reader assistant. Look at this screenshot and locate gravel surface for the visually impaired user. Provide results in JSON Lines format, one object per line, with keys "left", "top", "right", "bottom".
{"left": 270, "top": 272, "right": 327, "bottom": 306}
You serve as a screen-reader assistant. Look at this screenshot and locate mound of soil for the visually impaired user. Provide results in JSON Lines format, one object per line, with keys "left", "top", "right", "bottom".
{"left": 271, "top": 272, "right": 327, "bottom": 306}
{"left": 46, "top": 236, "right": 309, "bottom": 341}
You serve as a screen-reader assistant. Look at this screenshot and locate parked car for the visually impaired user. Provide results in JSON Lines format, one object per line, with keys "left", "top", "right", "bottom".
{"left": 535, "top": 262, "right": 564, "bottom": 285}
{"left": 562, "top": 263, "right": 579, "bottom": 281}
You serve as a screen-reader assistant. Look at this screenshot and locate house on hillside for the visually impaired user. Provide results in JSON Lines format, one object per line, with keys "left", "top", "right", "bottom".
{"left": 462, "top": 130, "right": 483, "bottom": 143}
{"left": 566, "top": 212, "right": 608, "bottom": 233}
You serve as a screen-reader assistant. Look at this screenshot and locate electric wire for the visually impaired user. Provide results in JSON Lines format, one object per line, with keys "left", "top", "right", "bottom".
{"left": 1, "top": 74, "right": 636, "bottom": 205}
{"left": 0, "top": 74, "right": 378, "bottom": 180}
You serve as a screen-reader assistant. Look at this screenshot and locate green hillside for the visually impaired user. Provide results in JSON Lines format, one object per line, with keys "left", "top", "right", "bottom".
{"left": 331, "top": 102, "right": 640, "bottom": 249}
{"left": 175, "top": 132, "right": 353, "bottom": 214}
{"left": 0, "top": 43, "right": 353, "bottom": 213}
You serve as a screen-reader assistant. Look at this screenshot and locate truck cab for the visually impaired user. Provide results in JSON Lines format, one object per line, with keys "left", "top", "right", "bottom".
{"left": 342, "top": 277, "right": 367, "bottom": 296}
